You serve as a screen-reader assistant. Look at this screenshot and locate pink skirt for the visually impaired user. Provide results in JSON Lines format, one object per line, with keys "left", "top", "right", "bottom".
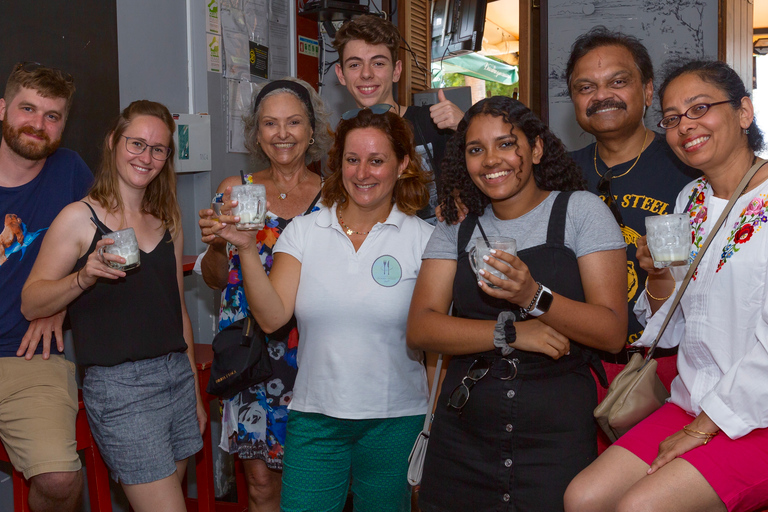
{"left": 615, "top": 402, "right": 768, "bottom": 512}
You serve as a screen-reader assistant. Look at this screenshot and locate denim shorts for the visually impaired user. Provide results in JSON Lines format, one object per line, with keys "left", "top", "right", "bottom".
{"left": 82, "top": 351, "right": 203, "bottom": 485}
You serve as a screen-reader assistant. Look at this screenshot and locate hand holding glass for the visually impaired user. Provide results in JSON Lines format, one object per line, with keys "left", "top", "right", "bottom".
{"left": 99, "top": 228, "right": 140, "bottom": 271}
{"left": 468, "top": 237, "right": 517, "bottom": 288}
{"left": 231, "top": 184, "right": 267, "bottom": 231}
{"left": 645, "top": 213, "right": 690, "bottom": 268}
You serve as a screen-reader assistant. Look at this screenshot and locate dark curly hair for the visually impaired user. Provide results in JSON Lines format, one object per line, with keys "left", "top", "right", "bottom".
{"left": 323, "top": 109, "right": 430, "bottom": 215}
{"left": 441, "top": 96, "right": 586, "bottom": 223}
{"left": 658, "top": 59, "right": 764, "bottom": 154}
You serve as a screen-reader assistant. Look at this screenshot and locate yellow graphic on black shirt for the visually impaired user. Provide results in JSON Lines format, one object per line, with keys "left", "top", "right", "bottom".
{"left": 622, "top": 225, "right": 641, "bottom": 302}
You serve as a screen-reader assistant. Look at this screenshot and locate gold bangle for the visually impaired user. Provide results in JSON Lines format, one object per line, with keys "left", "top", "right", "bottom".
{"left": 682, "top": 424, "right": 719, "bottom": 444}
{"left": 645, "top": 276, "right": 673, "bottom": 301}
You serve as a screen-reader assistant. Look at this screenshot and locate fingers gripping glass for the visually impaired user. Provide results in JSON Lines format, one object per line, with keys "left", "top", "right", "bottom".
{"left": 121, "top": 135, "right": 173, "bottom": 161}
{"left": 657, "top": 100, "right": 732, "bottom": 130}
{"left": 597, "top": 168, "right": 625, "bottom": 228}
{"left": 447, "top": 358, "right": 491, "bottom": 412}
{"left": 341, "top": 103, "right": 396, "bottom": 120}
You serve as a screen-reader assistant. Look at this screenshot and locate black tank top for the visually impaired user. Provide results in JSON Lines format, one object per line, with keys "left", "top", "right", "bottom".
{"left": 68, "top": 203, "right": 187, "bottom": 367}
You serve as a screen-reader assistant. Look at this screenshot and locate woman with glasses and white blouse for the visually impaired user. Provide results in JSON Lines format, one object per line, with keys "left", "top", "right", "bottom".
{"left": 205, "top": 108, "right": 434, "bottom": 512}
{"left": 22, "top": 101, "right": 204, "bottom": 512}
{"left": 565, "top": 60, "right": 768, "bottom": 512}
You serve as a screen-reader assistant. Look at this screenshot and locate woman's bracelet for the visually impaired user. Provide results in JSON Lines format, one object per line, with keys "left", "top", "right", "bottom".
{"left": 682, "top": 424, "right": 719, "bottom": 444}
{"left": 645, "top": 276, "right": 674, "bottom": 301}
{"left": 75, "top": 269, "right": 87, "bottom": 291}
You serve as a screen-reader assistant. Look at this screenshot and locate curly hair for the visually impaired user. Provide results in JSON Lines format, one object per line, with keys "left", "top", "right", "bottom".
{"left": 90, "top": 100, "right": 181, "bottom": 238}
{"left": 565, "top": 26, "right": 653, "bottom": 97}
{"left": 5, "top": 61, "right": 76, "bottom": 113}
{"left": 241, "top": 77, "right": 332, "bottom": 166}
{"left": 441, "top": 96, "right": 586, "bottom": 223}
{"left": 332, "top": 14, "right": 400, "bottom": 63}
{"left": 323, "top": 109, "right": 430, "bottom": 215}
{"left": 658, "top": 59, "right": 765, "bottom": 154}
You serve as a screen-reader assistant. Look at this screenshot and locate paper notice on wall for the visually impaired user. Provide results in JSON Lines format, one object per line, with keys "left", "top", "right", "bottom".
{"left": 268, "top": 0, "right": 291, "bottom": 79}
{"left": 206, "top": 0, "right": 221, "bottom": 33}
{"left": 227, "top": 79, "right": 256, "bottom": 153}
{"left": 207, "top": 33, "right": 222, "bottom": 73}
{"left": 221, "top": 8, "right": 251, "bottom": 79}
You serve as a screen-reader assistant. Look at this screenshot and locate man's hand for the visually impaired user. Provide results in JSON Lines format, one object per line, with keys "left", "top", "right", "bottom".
{"left": 429, "top": 89, "right": 463, "bottom": 131}
{"left": 17, "top": 310, "right": 67, "bottom": 360}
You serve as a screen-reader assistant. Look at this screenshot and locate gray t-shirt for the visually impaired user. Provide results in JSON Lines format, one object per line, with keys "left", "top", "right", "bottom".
{"left": 423, "top": 191, "right": 625, "bottom": 260}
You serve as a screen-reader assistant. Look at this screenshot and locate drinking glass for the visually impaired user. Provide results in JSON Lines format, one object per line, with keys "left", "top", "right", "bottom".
{"left": 231, "top": 184, "right": 267, "bottom": 231}
{"left": 100, "top": 227, "right": 140, "bottom": 271}
{"left": 645, "top": 213, "right": 691, "bottom": 268}
{"left": 468, "top": 236, "right": 517, "bottom": 287}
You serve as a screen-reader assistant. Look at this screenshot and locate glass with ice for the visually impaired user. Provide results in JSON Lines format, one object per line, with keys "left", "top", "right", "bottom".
{"left": 231, "top": 184, "right": 267, "bottom": 231}
{"left": 100, "top": 227, "right": 140, "bottom": 271}
{"left": 645, "top": 213, "right": 690, "bottom": 268}
{"left": 468, "top": 236, "right": 517, "bottom": 288}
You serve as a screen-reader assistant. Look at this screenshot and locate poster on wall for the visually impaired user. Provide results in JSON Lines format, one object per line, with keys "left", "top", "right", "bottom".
{"left": 547, "top": 0, "right": 718, "bottom": 151}
{"left": 207, "top": 0, "right": 221, "bottom": 33}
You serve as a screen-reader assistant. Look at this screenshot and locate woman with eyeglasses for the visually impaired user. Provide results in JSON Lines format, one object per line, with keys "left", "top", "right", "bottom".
{"left": 206, "top": 108, "right": 434, "bottom": 511}
{"left": 407, "top": 96, "right": 627, "bottom": 512}
{"left": 21, "top": 100, "right": 204, "bottom": 512}
{"left": 197, "top": 78, "right": 331, "bottom": 512}
{"left": 565, "top": 60, "right": 768, "bottom": 512}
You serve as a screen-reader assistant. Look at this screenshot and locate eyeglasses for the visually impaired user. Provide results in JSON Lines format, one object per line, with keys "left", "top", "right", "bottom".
{"left": 15, "top": 61, "right": 74, "bottom": 83}
{"left": 340, "top": 103, "right": 396, "bottom": 120}
{"left": 657, "top": 100, "right": 732, "bottom": 130}
{"left": 597, "top": 168, "right": 625, "bottom": 228}
{"left": 447, "top": 358, "right": 491, "bottom": 412}
{"left": 121, "top": 135, "right": 173, "bottom": 161}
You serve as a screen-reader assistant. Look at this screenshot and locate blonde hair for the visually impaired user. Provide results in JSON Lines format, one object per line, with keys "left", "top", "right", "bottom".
{"left": 89, "top": 100, "right": 181, "bottom": 238}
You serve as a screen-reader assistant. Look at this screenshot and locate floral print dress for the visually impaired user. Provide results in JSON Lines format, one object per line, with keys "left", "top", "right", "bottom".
{"left": 218, "top": 202, "right": 316, "bottom": 468}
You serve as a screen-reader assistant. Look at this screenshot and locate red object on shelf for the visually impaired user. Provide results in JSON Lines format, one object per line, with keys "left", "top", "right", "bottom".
{"left": 0, "top": 392, "right": 113, "bottom": 512}
{"left": 183, "top": 254, "right": 198, "bottom": 274}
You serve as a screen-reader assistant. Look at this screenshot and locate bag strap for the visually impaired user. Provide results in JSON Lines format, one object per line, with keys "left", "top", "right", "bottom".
{"left": 304, "top": 190, "right": 322, "bottom": 216}
{"left": 420, "top": 354, "right": 444, "bottom": 433}
{"left": 646, "top": 157, "right": 766, "bottom": 361}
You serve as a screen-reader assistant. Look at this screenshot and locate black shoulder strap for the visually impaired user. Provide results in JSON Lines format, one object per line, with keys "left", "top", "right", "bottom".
{"left": 81, "top": 201, "right": 110, "bottom": 233}
{"left": 546, "top": 191, "right": 572, "bottom": 246}
{"left": 457, "top": 213, "right": 478, "bottom": 255}
{"left": 304, "top": 191, "right": 322, "bottom": 216}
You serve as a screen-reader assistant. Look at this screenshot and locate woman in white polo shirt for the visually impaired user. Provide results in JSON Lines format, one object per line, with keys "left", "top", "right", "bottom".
{"left": 207, "top": 107, "right": 434, "bottom": 512}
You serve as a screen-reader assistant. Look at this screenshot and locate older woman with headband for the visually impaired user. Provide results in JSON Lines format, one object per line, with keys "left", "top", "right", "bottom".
{"left": 204, "top": 108, "right": 434, "bottom": 512}
{"left": 197, "top": 78, "right": 331, "bottom": 511}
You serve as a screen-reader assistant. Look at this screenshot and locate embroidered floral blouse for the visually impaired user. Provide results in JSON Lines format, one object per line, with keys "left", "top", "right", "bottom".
{"left": 635, "top": 176, "right": 768, "bottom": 439}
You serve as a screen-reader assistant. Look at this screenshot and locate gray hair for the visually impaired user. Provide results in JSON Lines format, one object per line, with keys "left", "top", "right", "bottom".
{"left": 242, "top": 77, "right": 332, "bottom": 166}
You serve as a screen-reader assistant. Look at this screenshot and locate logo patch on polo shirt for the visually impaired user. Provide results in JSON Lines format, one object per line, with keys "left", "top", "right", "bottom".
{"left": 371, "top": 255, "right": 402, "bottom": 287}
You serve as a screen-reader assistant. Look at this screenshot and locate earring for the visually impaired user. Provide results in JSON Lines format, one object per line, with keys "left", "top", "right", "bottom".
{"left": 308, "top": 138, "right": 315, "bottom": 145}
{"left": 746, "top": 128, "right": 750, "bottom": 135}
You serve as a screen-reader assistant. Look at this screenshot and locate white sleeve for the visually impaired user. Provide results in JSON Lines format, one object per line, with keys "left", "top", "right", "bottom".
{"left": 700, "top": 285, "right": 768, "bottom": 438}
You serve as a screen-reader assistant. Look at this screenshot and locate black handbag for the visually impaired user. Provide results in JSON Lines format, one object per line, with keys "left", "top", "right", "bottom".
{"left": 206, "top": 315, "right": 272, "bottom": 399}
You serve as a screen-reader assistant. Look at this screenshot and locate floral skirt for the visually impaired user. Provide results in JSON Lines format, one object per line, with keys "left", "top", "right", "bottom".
{"left": 219, "top": 326, "right": 298, "bottom": 469}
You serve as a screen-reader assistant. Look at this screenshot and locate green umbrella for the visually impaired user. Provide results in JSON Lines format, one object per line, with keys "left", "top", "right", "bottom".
{"left": 432, "top": 53, "right": 518, "bottom": 86}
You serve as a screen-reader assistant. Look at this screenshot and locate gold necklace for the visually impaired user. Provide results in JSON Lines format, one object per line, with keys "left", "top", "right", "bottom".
{"left": 594, "top": 128, "right": 649, "bottom": 179}
{"left": 271, "top": 169, "right": 308, "bottom": 200}
{"left": 338, "top": 212, "right": 371, "bottom": 236}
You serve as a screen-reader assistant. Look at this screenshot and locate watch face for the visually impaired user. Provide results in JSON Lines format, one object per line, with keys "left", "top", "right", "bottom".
{"left": 537, "top": 289, "right": 554, "bottom": 313}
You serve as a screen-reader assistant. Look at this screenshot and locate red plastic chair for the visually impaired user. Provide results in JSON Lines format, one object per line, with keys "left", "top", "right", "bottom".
{"left": 0, "top": 392, "right": 112, "bottom": 512}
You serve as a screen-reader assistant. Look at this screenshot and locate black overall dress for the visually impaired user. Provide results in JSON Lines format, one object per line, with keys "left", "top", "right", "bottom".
{"left": 419, "top": 192, "right": 605, "bottom": 512}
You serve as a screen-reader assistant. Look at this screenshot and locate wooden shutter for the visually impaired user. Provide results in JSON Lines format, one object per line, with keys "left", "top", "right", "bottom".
{"left": 719, "top": 0, "right": 754, "bottom": 91}
{"left": 398, "top": 0, "right": 431, "bottom": 106}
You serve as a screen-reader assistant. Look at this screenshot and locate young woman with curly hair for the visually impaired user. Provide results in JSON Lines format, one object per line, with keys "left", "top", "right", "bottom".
{"left": 407, "top": 96, "right": 627, "bottom": 512}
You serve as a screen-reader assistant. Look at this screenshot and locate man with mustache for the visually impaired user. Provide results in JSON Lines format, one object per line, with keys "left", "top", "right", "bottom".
{"left": 0, "top": 62, "right": 92, "bottom": 512}
{"left": 566, "top": 28, "right": 698, "bottom": 398}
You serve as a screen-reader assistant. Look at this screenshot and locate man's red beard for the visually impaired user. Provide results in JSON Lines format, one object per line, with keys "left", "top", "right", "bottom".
{"left": 2, "top": 122, "right": 61, "bottom": 161}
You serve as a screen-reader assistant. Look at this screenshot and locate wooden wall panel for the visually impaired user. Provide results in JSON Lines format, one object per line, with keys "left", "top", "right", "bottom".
{"left": 720, "top": 0, "right": 754, "bottom": 91}
{"left": 398, "top": 0, "right": 431, "bottom": 106}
